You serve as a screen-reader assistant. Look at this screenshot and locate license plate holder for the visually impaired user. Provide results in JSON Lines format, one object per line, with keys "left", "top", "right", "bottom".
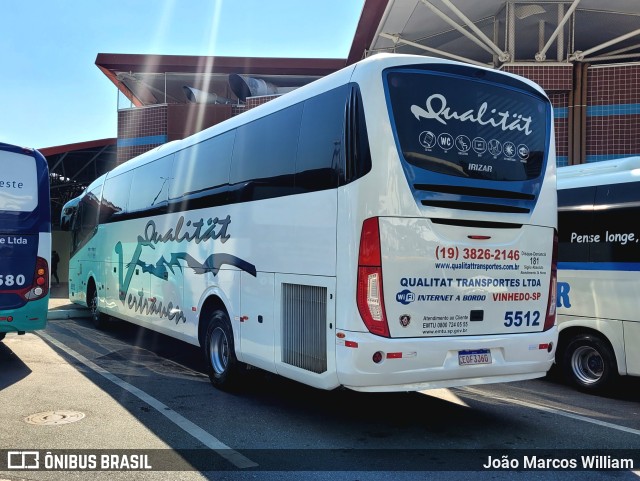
{"left": 458, "top": 349, "right": 491, "bottom": 366}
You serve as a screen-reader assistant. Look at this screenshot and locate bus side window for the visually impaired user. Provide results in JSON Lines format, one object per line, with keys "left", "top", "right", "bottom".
{"left": 129, "top": 154, "right": 174, "bottom": 213}
{"left": 100, "top": 171, "right": 133, "bottom": 224}
{"left": 557, "top": 186, "right": 596, "bottom": 263}
{"left": 295, "top": 85, "right": 349, "bottom": 192}
{"left": 170, "top": 131, "right": 234, "bottom": 204}
{"left": 343, "top": 84, "right": 372, "bottom": 185}
{"left": 592, "top": 181, "right": 640, "bottom": 262}
{"left": 229, "top": 103, "right": 303, "bottom": 201}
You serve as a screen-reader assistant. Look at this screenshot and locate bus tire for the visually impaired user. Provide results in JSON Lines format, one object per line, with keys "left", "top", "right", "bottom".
{"left": 0, "top": 333, "right": 5, "bottom": 342}
{"left": 561, "top": 333, "right": 617, "bottom": 392}
{"left": 204, "top": 309, "right": 243, "bottom": 390}
{"left": 87, "top": 283, "right": 107, "bottom": 329}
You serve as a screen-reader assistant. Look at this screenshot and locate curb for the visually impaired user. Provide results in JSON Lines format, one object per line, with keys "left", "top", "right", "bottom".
{"left": 47, "top": 309, "right": 91, "bottom": 320}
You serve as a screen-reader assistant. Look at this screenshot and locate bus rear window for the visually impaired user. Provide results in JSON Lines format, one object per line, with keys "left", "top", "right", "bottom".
{"left": 385, "top": 69, "right": 548, "bottom": 182}
{"left": 0, "top": 151, "right": 38, "bottom": 212}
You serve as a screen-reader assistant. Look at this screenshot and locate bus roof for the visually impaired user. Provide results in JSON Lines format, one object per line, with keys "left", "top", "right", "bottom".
{"left": 106, "top": 53, "right": 549, "bottom": 180}
{"left": 557, "top": 157, "right": 640, "bottom": 190}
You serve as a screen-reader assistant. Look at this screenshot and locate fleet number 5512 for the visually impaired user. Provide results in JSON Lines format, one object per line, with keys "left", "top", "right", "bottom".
{"left": 504, "top": 310, "right": 540, "bottom": 327}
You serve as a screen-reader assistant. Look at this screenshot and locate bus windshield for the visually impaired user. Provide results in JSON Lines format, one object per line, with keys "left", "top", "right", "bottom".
{"left": 385, "top": 68, "right": 548, "bottom": 182}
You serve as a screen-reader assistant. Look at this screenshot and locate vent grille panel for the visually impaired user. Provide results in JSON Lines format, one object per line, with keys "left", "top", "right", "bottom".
{"left": 421, "top": 199, "right": 530, "bottom": 213}
{"left": 414, "top": 183, "right": 535, "bottom": 200}
{"left": 282, "top": 283, "right": 327, "bottom": 374}
{"left": 414, "top": 183, "right": 534, "bottom": 214}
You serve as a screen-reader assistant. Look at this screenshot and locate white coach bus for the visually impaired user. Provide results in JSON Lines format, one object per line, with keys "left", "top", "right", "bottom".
{"left": 557, "top": 157, "right": 640, "bottom": 392}
{"left": 62, "top": 54, "right": 558, "bottom": 392}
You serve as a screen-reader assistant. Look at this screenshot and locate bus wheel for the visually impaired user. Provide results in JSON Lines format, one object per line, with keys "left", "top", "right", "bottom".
{"left": 204, "top": 310, "right": 242, "bottom": 390}
{"left": 561, "top": 334, "right": 617, "bottom": 392}
{"left": 0, "top": 333, "right": 5, "bottom": 342}
{"left": 87, "top": 284, "right": 106, "bottom": 329}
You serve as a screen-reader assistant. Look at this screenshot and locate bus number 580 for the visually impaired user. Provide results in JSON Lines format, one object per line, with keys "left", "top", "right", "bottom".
{"left": 0, "top": 274, "right": 26, "bottom": 287}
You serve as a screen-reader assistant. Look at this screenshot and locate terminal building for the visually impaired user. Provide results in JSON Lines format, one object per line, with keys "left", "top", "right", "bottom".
{"left": 41, "top": 0, "right": 640, "bottom": 277}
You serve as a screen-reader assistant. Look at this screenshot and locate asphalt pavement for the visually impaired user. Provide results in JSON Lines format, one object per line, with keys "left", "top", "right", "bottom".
{"left": 0, "top": 283, "right": 638, "bottom": 480}
{"left": 48, "top": 283, "right": 88, "bottom": 320}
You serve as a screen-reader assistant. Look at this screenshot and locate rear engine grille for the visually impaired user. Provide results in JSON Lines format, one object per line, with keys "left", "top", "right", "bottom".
{"left": 282, "top": 283, "right": 327, "bottom": 374}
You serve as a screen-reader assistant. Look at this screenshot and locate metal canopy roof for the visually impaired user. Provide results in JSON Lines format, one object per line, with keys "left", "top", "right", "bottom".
{"left": 40, "top": 139, "right": 117, "bottom": 228}
{"left": 350, "top": 0, "right": 640, "bottom": 67}
{"left": 95, "top": 54, "right": 345, "bottom": 107}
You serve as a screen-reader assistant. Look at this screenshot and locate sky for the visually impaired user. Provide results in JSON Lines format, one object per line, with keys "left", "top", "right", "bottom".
{"left": 0, "top": 0, "right": 365, "bottom": 150}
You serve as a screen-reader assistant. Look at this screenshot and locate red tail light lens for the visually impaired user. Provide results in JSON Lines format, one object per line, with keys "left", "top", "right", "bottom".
{"left": 18, "top": 256, "right": 49, "bottom": 300}
{"left": 34, "top": 257, "right": 49, "bottom": 295}
{"left": 356, "top": 217, "right": 390, "bottom": 338}
{"left": 543, "top": 230, "right": 558, "bottom": 331}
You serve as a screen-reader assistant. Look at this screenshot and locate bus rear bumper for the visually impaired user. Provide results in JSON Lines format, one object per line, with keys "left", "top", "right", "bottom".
{"left": 0, "top": 297, "right": 49, "bottom": 334}
{"left": 336, "top": 328, "right": 557, "bottom": 392}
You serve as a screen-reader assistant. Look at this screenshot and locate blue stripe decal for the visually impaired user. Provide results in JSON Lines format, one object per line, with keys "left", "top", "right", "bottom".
{"left": 587, "top": 103, "right": 640, "bottom": 117}
{"left": 553, "top": 107, "right": 568, "bottom": 119}
{"left": 585, "top": 154, "right": 640, "bottom": 163}
{"left": 117, "top": 135, "right": 167, "bottom": 148}
{"left": 558, "top": 262, "right": 640, "bottom": 271}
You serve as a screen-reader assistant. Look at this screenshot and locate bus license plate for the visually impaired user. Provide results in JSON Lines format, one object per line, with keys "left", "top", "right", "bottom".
{"left": 458, "top": 349, "right": 491, "bottom": 366}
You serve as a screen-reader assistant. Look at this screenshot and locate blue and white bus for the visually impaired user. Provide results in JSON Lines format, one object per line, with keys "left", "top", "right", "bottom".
{"left": 63, "top": 54, "right": 558, "bottom": 392}
{"left": 557, "top": 157, "right": 640, "bottom": 392}
{"left": 0, "top": 143, "right": 51, "bottom": 341}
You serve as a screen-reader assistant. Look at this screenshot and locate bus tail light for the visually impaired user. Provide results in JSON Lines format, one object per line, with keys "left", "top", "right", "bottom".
{"left": 357, "top": 217, "right": 390, "bottom": 338}
{"left": 23, "top": 257, "right": 49, "bottom": 300}
{"left": 543, "top": 231, "right": 558, "bottom": 331}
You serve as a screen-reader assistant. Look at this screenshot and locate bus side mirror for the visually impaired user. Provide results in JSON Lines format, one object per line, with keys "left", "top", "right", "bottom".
{"left": 60, "top": 206, "right": 76, "bottom": 231}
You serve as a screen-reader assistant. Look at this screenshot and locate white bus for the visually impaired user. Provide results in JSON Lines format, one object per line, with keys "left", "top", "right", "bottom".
{"left": 557, "top": 157, "right": 640, "bottom": 392}
{"left": 63, "top": 54, "right": 558, "bottom": 392}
